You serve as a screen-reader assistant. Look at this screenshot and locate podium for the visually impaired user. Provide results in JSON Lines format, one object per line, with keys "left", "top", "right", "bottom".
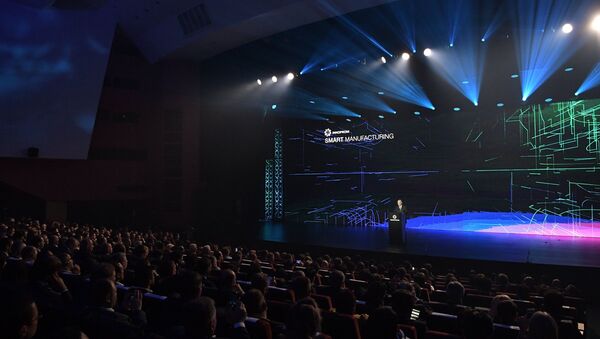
{"left": 388, "top": 214, "right": 406, "bottom": 245}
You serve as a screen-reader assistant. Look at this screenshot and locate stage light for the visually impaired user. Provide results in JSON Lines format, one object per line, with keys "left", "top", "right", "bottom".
{"left": 378, "top": 115, "right": 385, "bottom": 119}
{"left": 257, "top": 79, "right": 262, "bottom": 85}
{"left": 401, "top": 53, "right": 410, "bottom": 61}
{"left": 271, "top": 76, "right": 278, "bottom": 83}
{"left": 414, "top": 111, "right": 421, "bottom": 116}
{"left": 423, "top": 48, "right": 432, "bottom": 57}
{"left": 271, "top": 104, "right": 277, "bottom": 110}
{"left": 345, "top": 118, "right": 352, "bottom": 122}
{"left": 561, "top": 23, "right": 573, "bottom": 34}
{"left": 378, "top": 91, "right": 385, "bottom": 95}
{"left": 481, "top": 38, "right": 486, "bottom": 42}
{"left": 474, "top": 102, "right": 478, "bottom": 106}
{"left": 309, "top": 100, "right": 315, "bottom": 104}
{"left": 511, "top": 74, "right": 519, "bottom": 78}
{"left": 564, "top": 67, "right": 574, "bottom": 72}
{"left": 592, "top": 15, "right": 600, "bottom": 32}
{"left": 545, "top": 98, "right": 553, "bottom": 103}
{"left": 461, "top": 80, "right": 470, "bottom": 84}
{"left": 286, "top": 72, "right": 295, "bottom": 80}
{"left": 381, "top": 56, "right": 387, "bottom": 64}
{"left": 449, "top": 43, "right": 454, "bottom": 47}
{"left": 341, "top": 96, "right": 349, "bottom": 100}
{"left": 453, "top": 107, "right": 461, "bottom": 112}
{"left": 497, "top": 102, "right": 505, "bottom": 107}
{"left": 392, "top": 110, "right": 397, "bottom": 114}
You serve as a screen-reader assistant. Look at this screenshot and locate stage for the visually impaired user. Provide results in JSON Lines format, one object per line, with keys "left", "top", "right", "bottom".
{"left": 258, "top": 212, "right": 600, "bottom": 268}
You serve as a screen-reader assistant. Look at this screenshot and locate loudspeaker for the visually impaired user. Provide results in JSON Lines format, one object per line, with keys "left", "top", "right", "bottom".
{"left": 27, "top": 147, "right": 39, "bottom": 158}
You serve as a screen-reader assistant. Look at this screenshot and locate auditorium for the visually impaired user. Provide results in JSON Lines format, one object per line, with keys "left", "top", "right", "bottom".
{"left": 1, "top": 0, "right": 599, "bottom": 338}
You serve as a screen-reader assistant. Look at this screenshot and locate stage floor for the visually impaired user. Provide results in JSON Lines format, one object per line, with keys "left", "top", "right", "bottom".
{"left": 258, "top": 212, "right": 600, "bottom": 268}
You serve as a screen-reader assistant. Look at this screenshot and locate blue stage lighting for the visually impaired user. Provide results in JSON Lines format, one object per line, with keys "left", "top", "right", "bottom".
{"left": 497, "top": 102, "right": 505, "bottom": 107}
{"left": 575, "top": 62, "right": 600, "bottom": 96}
{"left": 381, "top": 56, "right": 387, "bottom": 64}
{"left": 377, "top": 91, "right": 385, "bottom": 95}
{"left": 345, "top": 118, "right": 352, "bottom": 122}
{"left": 257, "top": 79, "right": 262, "bottom": 86}
{"left": 271, "top": 104, "right": 277, "bottom": 110}
{"left": 423, "top": 48, "right": 432, "bottom": 57}
{"left": 378, "top": 115, "right": 385, "bottom": 119}
{"left": 545, "top": 98, "right": 553, "bottom": 103}
{"left": 287, "top": 72, "right": 295, "bottom": 80}
{"left": 414, "top": 111, "right": 421, "bottom": 116}
{"left": 449, "top": 43, "right": 454, "bottom": 47}
{"left": 561, "top": 23, "right": 573, "bottom": 34}
{"left": 309, "top": 100, "right": 316, "bottom": 104}
{"left": 564, "top": 67, "right": 574, "bottom": 72}
{"left": 481, "top": 38, "right": 486, "bottom": 42}
{"left": 271, "top": 76, "right": 278, "bottom": 83}
{"left": 512, "top": 0, "right": 588, "bottom": 102}
{"left": 401, "top": 53, "right": 410, "bottom": 61}
{"left": 341, "top": 96, "right": 348, "bottom": 100}
{"left": 453, "top": 107, "right": 461, "bottom": 111}
{"left": 462, "top": 80, "right": 470, "bottom": 84}
{"left": 511, "top": 74, "right": 519, "bottom": 78}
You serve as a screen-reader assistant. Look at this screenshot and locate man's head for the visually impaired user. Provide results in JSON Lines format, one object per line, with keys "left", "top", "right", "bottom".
{"left": 184, "top": 297, "right": 217, "bottom": 338}
{"left": 291, "top": 275, "right": 312, "bottom": 300}
{"left": 329, "top": 270, "right": 345, "bottom": 289}
{"left": 90, "top": 279, "right": 117, "bottom": 309}
{"left": 446, "top": 281, "right": 465, "bottom": 305}
{"left": 243, "top": 289, "right": 268, "bottom": 318}
{"left": 0, "top": 287, "right": 38, "bottom": 339}
{"left": 461, "top": 309, "right": 493, "bottom": 339}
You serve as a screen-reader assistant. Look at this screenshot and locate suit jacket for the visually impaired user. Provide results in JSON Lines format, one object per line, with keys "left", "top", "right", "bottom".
{"left": 81, "top": 307, "right": 147, "bottom": 339}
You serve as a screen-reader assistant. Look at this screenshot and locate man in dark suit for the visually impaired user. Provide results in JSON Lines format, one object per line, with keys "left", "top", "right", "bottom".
{"left": 81, "top": 279, "right": 147, "bottom": 339}
{"left": 390, "top": 199, "right": 407, "bottom": 245}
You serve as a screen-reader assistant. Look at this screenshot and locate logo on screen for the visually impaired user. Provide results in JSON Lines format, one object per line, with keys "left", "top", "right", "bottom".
{"left": 324, "top": 128, "right": 332, "bottom": 137}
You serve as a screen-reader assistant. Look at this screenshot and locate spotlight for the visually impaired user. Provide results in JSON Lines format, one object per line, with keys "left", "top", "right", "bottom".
{"left": 381, "top": 56, "right": 387, "bottom": 64}
{"left": 257, "top": 79, "right": 262, "bottom": 85}
{"left": 286, "top": 72, "right": 295, "bottom": 80}
{"left": 423, "top": 48, "right": 432, "bottom": 57}
{"left": 591, "top": 15, "right": 600, "bottom": 32}
{"left": 271, "top": 76, "right": 278, "bottom": 83}
{"left": 271, "top": 104, "right": 277, "bottom": 110}
{"left": 401, "top": 52, "right": 410, "bottom": 61}
{"left": 481, "top": 38, "right": 486, "bottom": 42}
{"left": 561, "top": 23, "right": 573, "bottom": 34}
{"left": 449, "top": 43, "right": 454, "bottom": 47}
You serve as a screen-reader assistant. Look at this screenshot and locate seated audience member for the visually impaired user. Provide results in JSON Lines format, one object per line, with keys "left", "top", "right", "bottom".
{"left": 21, "top": 246, "right": 38, "bottom": 266}
{"left": 0, "top": 286, "right": 39, "bottom": 339}
{"left": 285, "top": 300, "right": 327, "bottom": 339}
{"left": 543, "top": 290, "right": 566, "bottom": 320}
{"left": 365, "top": 306, "right": 405, "bottom": 339}
{"left": 495, "top": 273, "right": 510, "bottom": 291}
{"left": 91, "top": 263, "right": 117, "bottom": 283}
{"left": 446, "top": 280, "right": 465, "bottom": 305}
{"left": 489, "top": 294, "right": 511, "bottom": 319}
{"left": 364, "top": 279, "right": 386, "bottom": 315}
{"left": 183, "top": 296, "right": 250, "bottom": 339}
{"left": 291, "top": 275, "right": 312, "bottom": 301}
{"left": 250, "top": 272, "right": 270, "bottom": 296}
{"left": 216, "top": 269, "right": 244, "bottom": 307}
{"left": 494, "top": 299, "right": 518, "bottom": 325}
{"left": 75, "top": 238, "right": 98, "bottom": 275}
{"left": 333, "top": 288, "right": 357, "bottom": 316}
{"left": 243, "top": 289, "right": 268, "bottom": 319}
{"left": 321, "top": 270, "right": 345, "bottom": 298}
{"left": 81, "top": 279, "right": 147, "bottom": 339}
{"left": 528, "top": 311, "right": 558, "bottom": 339}
{"left": 391, "top": 289, "right": 427, "bottom": 339}
{"left": 460, "top": 308, "right": 493, "bottom": 339}
{"left": 131, "top": 264, "right": 156, "bottom": 292}
{"left": 58, "top": 252, "right": 80, "bottom": 275}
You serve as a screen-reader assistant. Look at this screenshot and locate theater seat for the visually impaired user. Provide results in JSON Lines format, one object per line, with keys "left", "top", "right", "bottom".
{"left": 492, "top": 323, "right": 520, "bottom": 339}
{"left": 245, "top": 316, "right": 273, "bottom": 339}
{"left": 425, "top": 330, "right": 461, "bottom": 339}
{"left": 427, "top": 312, "right": 459, "bottom": 334}
{"left": 321, "top": 311, "right": 361, "bottom": 339}
{"left": 266, "top": 286, "right": 296, "bottom": 303}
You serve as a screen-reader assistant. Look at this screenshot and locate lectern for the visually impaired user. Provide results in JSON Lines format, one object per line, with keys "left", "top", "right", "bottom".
{"left": 388, "top": 213, "right": 406, "bottom": 245}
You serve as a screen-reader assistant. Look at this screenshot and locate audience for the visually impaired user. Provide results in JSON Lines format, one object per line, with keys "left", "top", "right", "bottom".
{"left": 0, "top": 217, "right": 588, "bottom": 339}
